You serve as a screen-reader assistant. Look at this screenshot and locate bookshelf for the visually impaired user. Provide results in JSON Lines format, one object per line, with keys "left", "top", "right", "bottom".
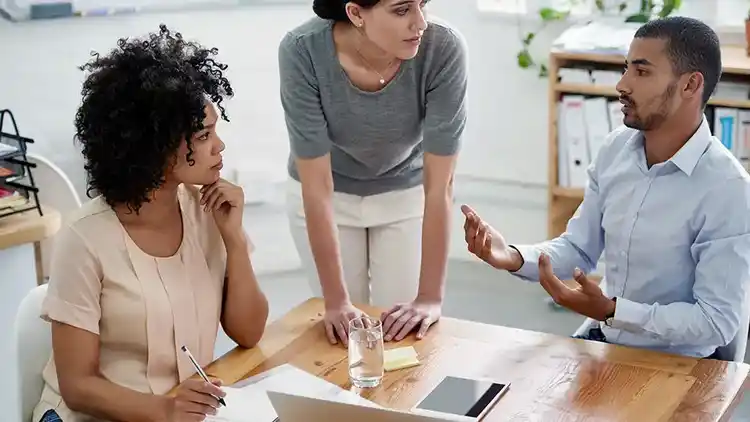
{"left": 547, "top": 45, "right": 750, "bottom": 241}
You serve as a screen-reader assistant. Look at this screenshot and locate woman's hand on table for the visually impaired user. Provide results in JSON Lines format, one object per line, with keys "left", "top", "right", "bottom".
{"left": 324, "top": 301, "right": 366, "bottom": 346}
{"left": 381, "top": 298, "right": 441, "bottom": 342}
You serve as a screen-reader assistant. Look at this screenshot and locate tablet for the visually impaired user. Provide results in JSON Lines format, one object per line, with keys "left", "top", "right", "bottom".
{"left": 411, "top": 375, "right": 509, "bottom": 421}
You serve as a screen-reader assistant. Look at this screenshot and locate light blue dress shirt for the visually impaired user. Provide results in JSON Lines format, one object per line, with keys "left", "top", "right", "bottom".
{"left": 512, "top": 117, "right": 750, "bottom": 358}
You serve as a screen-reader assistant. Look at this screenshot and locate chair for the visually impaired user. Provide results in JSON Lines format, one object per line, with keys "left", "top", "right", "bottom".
{"left": 25, "top": 153, "right": 82, "bottom": 283}
{"left": 14, "top": 284, "right": 51, "bottom": 422}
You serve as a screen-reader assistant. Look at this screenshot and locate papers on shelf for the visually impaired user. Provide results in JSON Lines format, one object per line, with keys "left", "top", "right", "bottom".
{"left": 552, "top": 21, "right": 640, "bottom": 55}
{"left": 206, "top": 364, "right": 379, "bottom": 422}
{"left": 0, "top": 143, "right": 18, "bottom": 157}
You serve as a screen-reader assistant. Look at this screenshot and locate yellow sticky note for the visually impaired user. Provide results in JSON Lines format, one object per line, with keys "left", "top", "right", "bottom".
{"left": 384, "top": 346, "right": 421, "bottom": 372}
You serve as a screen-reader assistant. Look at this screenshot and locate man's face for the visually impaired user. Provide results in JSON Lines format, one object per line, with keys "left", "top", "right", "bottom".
{"left": 615, "top": 37, "right": 682, "bottom": 131}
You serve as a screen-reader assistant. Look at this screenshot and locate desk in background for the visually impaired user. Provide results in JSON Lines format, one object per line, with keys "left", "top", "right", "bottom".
{"left": 186, "top": 298, "right": 750, "bottom": 421}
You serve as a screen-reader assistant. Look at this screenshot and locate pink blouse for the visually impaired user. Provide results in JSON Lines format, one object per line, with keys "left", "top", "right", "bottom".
{"left": 32, "top": 184, "right": 249, "bottom": 422}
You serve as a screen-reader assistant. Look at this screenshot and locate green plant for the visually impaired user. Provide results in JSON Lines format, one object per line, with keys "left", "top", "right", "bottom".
{"left": 517, "top": 0, "right": 682, "bottom": 77}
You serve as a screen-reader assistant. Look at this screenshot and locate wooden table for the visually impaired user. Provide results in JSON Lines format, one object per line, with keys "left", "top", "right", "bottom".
{"left": 0, "top": 206, "right": 60, "bottom": 285}
{"left": 191, "top": 298, "right": 749, "bottom": 421}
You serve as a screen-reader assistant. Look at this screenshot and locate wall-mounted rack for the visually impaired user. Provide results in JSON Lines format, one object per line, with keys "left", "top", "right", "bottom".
{"left": 0, "top": 109, "right": 43, "bottom": 219}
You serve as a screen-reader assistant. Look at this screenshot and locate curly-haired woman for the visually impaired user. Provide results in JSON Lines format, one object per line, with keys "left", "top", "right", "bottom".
{"left": 32, "top": 25, "right": 269, "bottom": 422}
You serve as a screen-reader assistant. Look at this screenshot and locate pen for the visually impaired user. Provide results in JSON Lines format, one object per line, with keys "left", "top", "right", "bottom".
{"left": 180, "top": 345, "right": 227, "bottom": 407}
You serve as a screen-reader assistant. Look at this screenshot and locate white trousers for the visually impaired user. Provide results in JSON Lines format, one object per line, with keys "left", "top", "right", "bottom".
{"left": 286, "top": 178, "right": 424, "bottom": 308}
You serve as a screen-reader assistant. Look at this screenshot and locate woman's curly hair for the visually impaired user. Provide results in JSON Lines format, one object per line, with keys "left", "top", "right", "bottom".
{"left": 74, "top": 24, "right": 233, "bottom": 213}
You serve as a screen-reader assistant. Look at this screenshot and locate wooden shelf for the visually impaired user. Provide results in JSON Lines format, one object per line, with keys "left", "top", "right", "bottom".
{"left": 554, "top": 83, "right": 750, "bottom": 109}
{"left": 550, "top": 45, "right": 750, "bottom": 75}
{"left": 546, "top": 45, "right": 750, "bottom": 239}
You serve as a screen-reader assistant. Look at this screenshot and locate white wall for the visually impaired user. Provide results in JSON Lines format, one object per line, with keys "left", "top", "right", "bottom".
{"left": 0, "top": 1, "right": 558, "bottom": 272}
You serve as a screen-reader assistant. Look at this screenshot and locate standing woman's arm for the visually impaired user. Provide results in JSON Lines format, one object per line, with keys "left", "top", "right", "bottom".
{"left": 382, "top": 26, "right": 469, "bottom": 342}
{"left": 278, "top": 32, "right": 363, "bottom": 345}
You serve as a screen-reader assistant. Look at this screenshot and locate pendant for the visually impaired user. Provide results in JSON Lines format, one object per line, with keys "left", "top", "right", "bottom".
{"left": 379, "top": 78, "right": 385, "bottom": 85}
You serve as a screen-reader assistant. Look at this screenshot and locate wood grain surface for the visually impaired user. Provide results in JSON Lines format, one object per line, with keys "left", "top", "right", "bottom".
{"left": 181, "top": 298, "right": 749, "bottom": 421}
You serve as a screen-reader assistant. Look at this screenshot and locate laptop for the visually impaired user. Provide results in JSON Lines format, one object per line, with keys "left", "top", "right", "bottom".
{"left": 267, "top": 390, "right": 462, "bottom": 422}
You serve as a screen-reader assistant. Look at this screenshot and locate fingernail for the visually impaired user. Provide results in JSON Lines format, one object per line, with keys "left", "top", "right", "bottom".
{"left": 574, "top": 268, "right": 582, "bottom": 277}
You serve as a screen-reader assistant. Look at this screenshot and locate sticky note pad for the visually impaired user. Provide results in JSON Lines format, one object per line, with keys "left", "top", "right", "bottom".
{"left": 384, "top": 346, "right": 421, "bottom": 372}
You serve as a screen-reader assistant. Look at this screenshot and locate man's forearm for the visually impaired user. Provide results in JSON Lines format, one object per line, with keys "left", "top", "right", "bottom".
{"left": 64, "top": 375, "right": 168, "bottom": 422}
{"left": 303, "top": 195, "right": 349, "bottom": 307}
{"left": 221, "top": 233, "right": 269, "bottom": 349}
{"left": 417, "top": 191, "right": 452, "bottom": 302}
{"left": 511, "top": 237, "right": 600, "bottom": 281}
{"left": 611, "top": 297, "right": 736, "bottom": 348}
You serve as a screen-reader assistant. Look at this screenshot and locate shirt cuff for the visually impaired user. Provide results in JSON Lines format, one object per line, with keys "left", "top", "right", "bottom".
{"left": 508, "top": 244, "right": 541, "bottom": 281}
{"left": 610, "top": 297, "right": 650, "bottom": 334}
{"left": 40, "top": 294, "right": 101, "bottom": 335}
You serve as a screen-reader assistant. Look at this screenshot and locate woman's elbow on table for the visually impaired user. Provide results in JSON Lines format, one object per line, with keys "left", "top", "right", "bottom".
{"left": 239, "top": 301, "right": 269, "bottom": 349}
{"left": 223, "top": 293, "right": 270, "bottom": 349}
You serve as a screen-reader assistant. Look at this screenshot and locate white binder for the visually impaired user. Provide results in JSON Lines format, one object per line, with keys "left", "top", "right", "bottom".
{"left": 560, "top": 96, "right": 591, "bottom": 188}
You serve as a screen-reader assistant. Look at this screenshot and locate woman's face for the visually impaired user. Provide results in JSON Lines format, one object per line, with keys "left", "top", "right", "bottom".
{"left": 170, "top": 103, "right": 225, "bottom": 186}
{"left": 352, "top": 0, "right": 429, "bottom": 60}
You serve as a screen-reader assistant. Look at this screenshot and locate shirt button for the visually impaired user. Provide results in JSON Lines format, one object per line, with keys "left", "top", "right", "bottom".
{"left": 620, "top": 251, "right": 626, "bottom": 257}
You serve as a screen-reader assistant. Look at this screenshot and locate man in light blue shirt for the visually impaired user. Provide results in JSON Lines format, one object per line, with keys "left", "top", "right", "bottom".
{"left": 461, "top": 16, "right": 750, "bottom": 358}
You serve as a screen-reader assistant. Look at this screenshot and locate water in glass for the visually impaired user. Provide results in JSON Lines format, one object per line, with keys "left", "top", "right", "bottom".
{"left": 348, "top": 316, "right": 384, "bottom": 388}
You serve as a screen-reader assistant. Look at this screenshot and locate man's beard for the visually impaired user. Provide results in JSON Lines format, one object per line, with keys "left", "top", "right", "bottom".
{"left": 623, "top": 82, "right": 676, "bottom": 131}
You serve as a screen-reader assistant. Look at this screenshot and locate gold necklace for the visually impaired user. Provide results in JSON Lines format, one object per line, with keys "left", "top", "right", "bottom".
{"left": 355, "top": 47, "right": 396, "bottom": 85}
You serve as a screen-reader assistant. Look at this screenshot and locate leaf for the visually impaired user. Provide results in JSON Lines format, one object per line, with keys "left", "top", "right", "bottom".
{"left": 657, "top": 0, "right": 680, "bottom": 17}
{"left": 517, "top": 49, "right": 534, "bottom": 68}
{"left": 539, "top": 64, "right": 549, "bottom": 78}
{"left": 523, "top": 32, "right": 535, "bottom": 46}
{"left": 539, "top": 7, "right": 568, "bottom": 21}
{"left": 594, "top": 0, "right": 604, "bottom": 11}
{"left": 618, "top": 2, "right": 627, "bottom": 13}
{"left": 625, "top": 13, "right": 649, "bottom": 22}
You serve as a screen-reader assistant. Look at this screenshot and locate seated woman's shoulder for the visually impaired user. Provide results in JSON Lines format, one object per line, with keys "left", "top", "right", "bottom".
{"left": 60, "top": 195, "right": 116, "bottom": 238}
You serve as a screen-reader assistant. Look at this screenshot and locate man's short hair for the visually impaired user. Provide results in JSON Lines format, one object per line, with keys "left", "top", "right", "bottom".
{"left": 634, "top": 16, "right": 722, "bottom": 105}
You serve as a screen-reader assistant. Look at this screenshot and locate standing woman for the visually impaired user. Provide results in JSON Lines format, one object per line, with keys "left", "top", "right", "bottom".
{"left": 278, "top": 0, "right": 467, "bottom": 345}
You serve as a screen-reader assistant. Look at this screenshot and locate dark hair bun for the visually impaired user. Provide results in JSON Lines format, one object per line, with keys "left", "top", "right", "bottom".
{"left": 313, "top": 0, "right": 348, "bottom": 21}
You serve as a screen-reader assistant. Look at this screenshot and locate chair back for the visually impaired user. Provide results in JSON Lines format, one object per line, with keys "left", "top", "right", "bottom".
{"left": 14, "top": 284, "right": 51, "bottom": 422}
{"left": 25, "top": 153, "right": 82, "bottom": 282}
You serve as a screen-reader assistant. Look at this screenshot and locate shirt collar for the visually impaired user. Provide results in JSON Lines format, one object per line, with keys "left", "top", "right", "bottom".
{"left": 625, "top": 116, "right": 712, "bottom": 176}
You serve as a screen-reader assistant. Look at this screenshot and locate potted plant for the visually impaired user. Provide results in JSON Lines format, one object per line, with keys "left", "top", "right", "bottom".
{"left": 517, "top": 0, "right": 681, "bottom": 77}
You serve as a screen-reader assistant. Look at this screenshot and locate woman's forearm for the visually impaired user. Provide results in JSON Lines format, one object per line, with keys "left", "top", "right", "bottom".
{"left": 302, "top": 193, "right": 350, "bottom": 308}
{"left": 417, "top": 190, "right": 452, "bottom": 302}
{"left": 63, "top": 375, "right": 168, "bottom": 422}
{"left": 221, "top": 232, "right": 269, "bottom": 348}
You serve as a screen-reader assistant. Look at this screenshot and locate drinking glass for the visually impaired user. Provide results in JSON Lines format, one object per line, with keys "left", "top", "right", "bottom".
{"left": 348, "top": 316, "right": 384, "bottom": 388}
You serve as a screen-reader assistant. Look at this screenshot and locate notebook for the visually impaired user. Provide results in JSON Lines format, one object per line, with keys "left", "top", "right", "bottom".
{"left": 205, "top": 364, "right": 378, "bottom": 422}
